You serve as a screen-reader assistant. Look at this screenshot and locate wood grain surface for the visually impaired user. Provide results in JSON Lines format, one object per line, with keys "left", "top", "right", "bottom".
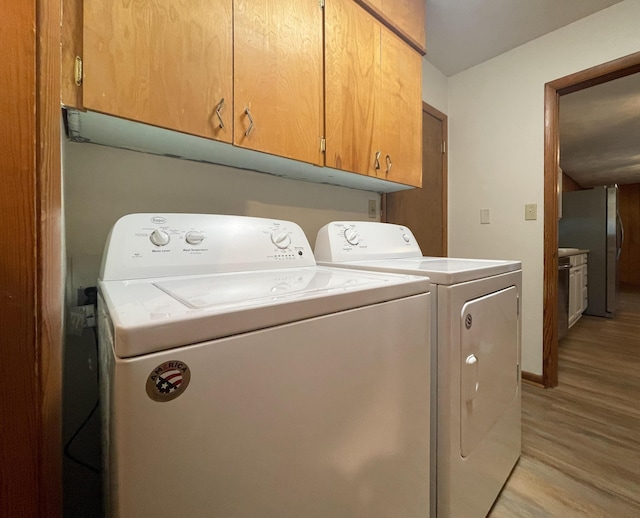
{"left": 61, "top": 0, "right": 83, "bottom": 108}
{"left": 234, "top": 0, "right": 323, "bottom": 165}
{"left": 38, "top": 0, "right": 64, "bottom": 513}
{"left": 1, "top": 1, "right": 39, "bottom": 516}
{"left": 84, "top": 0, "right": 233, "bottom": 142}
{"left": 377, "top": 25, "right": 422, "bottom": 186}
{"left": 490, "top": 287, "right": 640, "bottom": 517}
{"left": 618, "top": 184, "right": 640, "bottom": 287}
{"left": 384, "top": 103, "right": 447, "bottom": 255}
{"left": 325, "top": 0, "right": 379, "bottom": 176}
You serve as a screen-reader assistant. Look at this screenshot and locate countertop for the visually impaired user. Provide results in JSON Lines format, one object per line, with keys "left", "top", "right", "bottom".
{"left": 558, "top": 248, "right": 589, "bottom": 258}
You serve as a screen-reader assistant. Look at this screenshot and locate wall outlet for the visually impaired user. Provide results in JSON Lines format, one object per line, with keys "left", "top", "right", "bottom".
{"left": 69, "top": 304, "right": 96, "bottom": 335}
{"left": 368, "top": 199, "right": 377, "bottom": 218}
{"left": 525, "top": 203, "right": 537, "bottom": 221}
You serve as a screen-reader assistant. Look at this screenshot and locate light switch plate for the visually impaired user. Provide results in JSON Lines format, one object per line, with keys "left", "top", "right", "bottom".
{"left": 368, "top": 200, "right": 377, "bottom": 218}
{"left": 480, "top": 208, "right": 490, "bottom": 224}
{"left": 525, "top": 203, "right": 537, "bottom": 221}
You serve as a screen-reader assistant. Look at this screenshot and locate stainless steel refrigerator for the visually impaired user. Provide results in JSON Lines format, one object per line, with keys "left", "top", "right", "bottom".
{"left": 559, "top": 185, "right": 623, "bottom": 318}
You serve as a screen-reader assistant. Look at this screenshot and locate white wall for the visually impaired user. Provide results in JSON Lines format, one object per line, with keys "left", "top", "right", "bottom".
{"left": 422, "top": 58, "right": 448, "bottom": 114}
{"left": 447, "top": 0, "right": 640, "bottom": 375}
{"left": 64, "top": 141, "right": 378, "bottom": 292}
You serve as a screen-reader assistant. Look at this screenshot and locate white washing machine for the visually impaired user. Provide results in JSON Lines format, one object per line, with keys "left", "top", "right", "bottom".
{"left": 97, "top": 213, "right": 433, "bottom": 518}
{"left": 314, "top": 221, "right": 522, "bottom": 518}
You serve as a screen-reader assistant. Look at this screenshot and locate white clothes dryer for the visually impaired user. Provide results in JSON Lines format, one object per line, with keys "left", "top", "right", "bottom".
{"left": 315, "top": 221, "right": 522, "bottom": 518}
{"left": 98, "top": 214, "right": 432, "bottom": 518}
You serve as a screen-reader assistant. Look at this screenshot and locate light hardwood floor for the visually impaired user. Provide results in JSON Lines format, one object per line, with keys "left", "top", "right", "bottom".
{"left": 489, "top": 286, "right": 640, "bottom": 517}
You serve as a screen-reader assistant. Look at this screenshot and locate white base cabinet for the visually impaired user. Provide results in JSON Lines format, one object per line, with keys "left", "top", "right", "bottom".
{"left": 568, "top": 253, "right": 588, "bottom": 328}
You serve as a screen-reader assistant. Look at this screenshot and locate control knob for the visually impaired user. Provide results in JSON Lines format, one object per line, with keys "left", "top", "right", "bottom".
{"left": 344, "top": 228, "right": 360, "bottom": 246}
{"left": 149, "top": 229, "right": 170, "bottom": 247}
{"left": 402, "top": 233, "right": 411, "bottom": 243}
{"left": 271, "top": 230, "right": 291, "bottom": 249}
{"left": 185, "top": 231, "right": 205, "bottom": 245}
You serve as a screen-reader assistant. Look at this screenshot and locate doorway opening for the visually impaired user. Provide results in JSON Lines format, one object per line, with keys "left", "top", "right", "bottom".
{"left": 542, "top": 51, "right": 640, "bottom": 388}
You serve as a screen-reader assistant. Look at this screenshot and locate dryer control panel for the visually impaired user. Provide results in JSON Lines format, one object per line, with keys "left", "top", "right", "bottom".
{"left": 315, "top": 221, "right": 422, "bottom": 262}
{"left": 100, "top": 214, "right": 316, "bottom": 281}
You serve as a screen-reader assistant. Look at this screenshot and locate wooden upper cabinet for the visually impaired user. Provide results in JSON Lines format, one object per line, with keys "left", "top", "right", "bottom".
{"left": 325, "top": 0, "right": 380, "bottom": 176}
{"left": 355, "top": 0, "right": 426, "bottom": 54}
{"left": 234, "top": 0, "right": 324, "bottom": 165}
{"left": 326, "top": 0, "right": 422, "bottom": 187}
{"left": 83, "top": 0, "right": 233, "bottom": 143}
{"left": 377, "top": 26, "right": 422, "bottom": 186}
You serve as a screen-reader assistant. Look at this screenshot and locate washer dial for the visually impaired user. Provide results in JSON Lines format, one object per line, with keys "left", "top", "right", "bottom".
{"left": 271, "top": 230, "right": 291, "bottom": 249}
{"left": 149, "top": 229, "right": 170, "bottom": 247}
{"left": 344, "top": 228, "right": 360, "bottom": 246}
{"left": 185, "top": 231, "right": 205, "bottom": 245}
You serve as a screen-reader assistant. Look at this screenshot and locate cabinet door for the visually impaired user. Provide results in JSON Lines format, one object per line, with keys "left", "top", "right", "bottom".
{"left": 354, "top": 0, "right": 426, "bottom": 53}
{"left": 234, "top": 0, "right": 323, "bottom": 165}
{"left": 325, "top": 0, "right": 380, "bottom": 176}
{"left": 377, "top": 26, "right": 422, "bottom": 187}
{"left": 83, "top": 0, "right": 232, "bottom": 142}
{"left": 380, "top": 0, "right": 426, "bottom": 51}
{"left": 568, "top": 268, "right": 577, "bottom": 326}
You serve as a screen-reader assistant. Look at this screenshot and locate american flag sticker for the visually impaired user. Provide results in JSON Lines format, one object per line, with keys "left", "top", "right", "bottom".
{"left": 146, "top": 361, "right": 191, "bottom": 402}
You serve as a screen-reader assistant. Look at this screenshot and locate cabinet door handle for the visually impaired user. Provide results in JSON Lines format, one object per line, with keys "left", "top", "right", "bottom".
{"left": 385, "top": 154, "right": 392, "bottom": 174}
{"left": 244, "top": 107, "right": 254, "bottom": 137}
{"left": 374, "top": 150, "right": 381, "bottom": 171}
{"left": 215, "top": 98, "right": 225, "bottom": 129}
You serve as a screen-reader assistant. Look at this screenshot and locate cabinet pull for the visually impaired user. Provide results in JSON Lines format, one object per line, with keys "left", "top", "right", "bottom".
{"left": 215, "top": 98, "right": 225, "bottom": 129}
{"left": 374, "top": 150, "right": 381, "bottom": 171}
{"left": 244, "top": 107, "right": 254, "bottom": 136}
{"left": 385, "top": 154, "right": 392, "bottom": 174}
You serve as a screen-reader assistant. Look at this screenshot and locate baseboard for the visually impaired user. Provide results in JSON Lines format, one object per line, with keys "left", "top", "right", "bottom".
{"left": 522, "top": 371, "right": 544, "bottom": 387}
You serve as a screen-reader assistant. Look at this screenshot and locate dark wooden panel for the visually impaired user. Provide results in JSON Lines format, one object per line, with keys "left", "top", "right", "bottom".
{"left": 38, "top": 0, "right": 64, "bottom": 514}
{"left": 0, "top": 1, "right": 39, "bottom": 516}
{"left": 618, "top": 184, "right": 640, "bottom": 287}
{"left": 384, "top": 102, "right": 447, "bottom": 255}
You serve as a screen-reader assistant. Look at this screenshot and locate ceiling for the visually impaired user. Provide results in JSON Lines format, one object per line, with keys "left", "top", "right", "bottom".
{"left": 560, "top": 73, "right": 640, "bottom": 187}
{"left": 424, "top": 0, "right": 624, "bottom": 77}
{"left": 424, "top": 0, "right": 639, "bottom": 188}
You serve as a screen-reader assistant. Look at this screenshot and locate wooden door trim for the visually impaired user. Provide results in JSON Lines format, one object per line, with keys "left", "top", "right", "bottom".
{"left": 37, "top": 0, "right": 63, "bottom": 513}
{"left": 542, "top": 50, "right": 640, "bottom": 388}
{"left": 422, "top": 101, "right": 448, "bottom": 255}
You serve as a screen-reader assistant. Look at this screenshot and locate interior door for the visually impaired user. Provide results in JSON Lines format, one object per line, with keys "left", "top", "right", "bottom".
{"left": 384, "top": 104, "right": 447, "bottom": 255}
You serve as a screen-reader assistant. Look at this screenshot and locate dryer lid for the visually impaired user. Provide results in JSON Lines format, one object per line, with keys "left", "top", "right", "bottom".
{"left": 317, "top": 257, "right": 520, "bottom": 285}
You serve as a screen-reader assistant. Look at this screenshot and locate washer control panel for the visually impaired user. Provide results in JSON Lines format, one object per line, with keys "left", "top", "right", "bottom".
{"left": 314, "top": 221, "right": 422, "bottom": 262}
{"left": 100, "top": 214, "right": 315, "bottom": 281}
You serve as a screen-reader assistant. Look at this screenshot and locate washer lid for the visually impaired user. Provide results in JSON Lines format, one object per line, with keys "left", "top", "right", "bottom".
{"left": 317, "top": 257, "right": 521, "bottom": 285}
{"left": 100, "top": 266, "right": 430, "bottom": 358}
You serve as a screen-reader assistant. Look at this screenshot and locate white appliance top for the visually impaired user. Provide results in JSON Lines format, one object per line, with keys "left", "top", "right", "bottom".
{"left": 99, "top": 214, "right": 430, "bottom": 358}
{"left": 315, "top": 221, "right": 521, "bottom": 285}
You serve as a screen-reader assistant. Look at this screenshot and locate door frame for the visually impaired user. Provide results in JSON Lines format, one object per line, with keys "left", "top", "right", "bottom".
{"left": 541, "top": 51, "right": 640, "bottom": 388}
{"left": 423, "top": 101, "right": 449, "bottom": 256}
{"left": 0, "top": 0, "right": 63, "bottom": 515}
